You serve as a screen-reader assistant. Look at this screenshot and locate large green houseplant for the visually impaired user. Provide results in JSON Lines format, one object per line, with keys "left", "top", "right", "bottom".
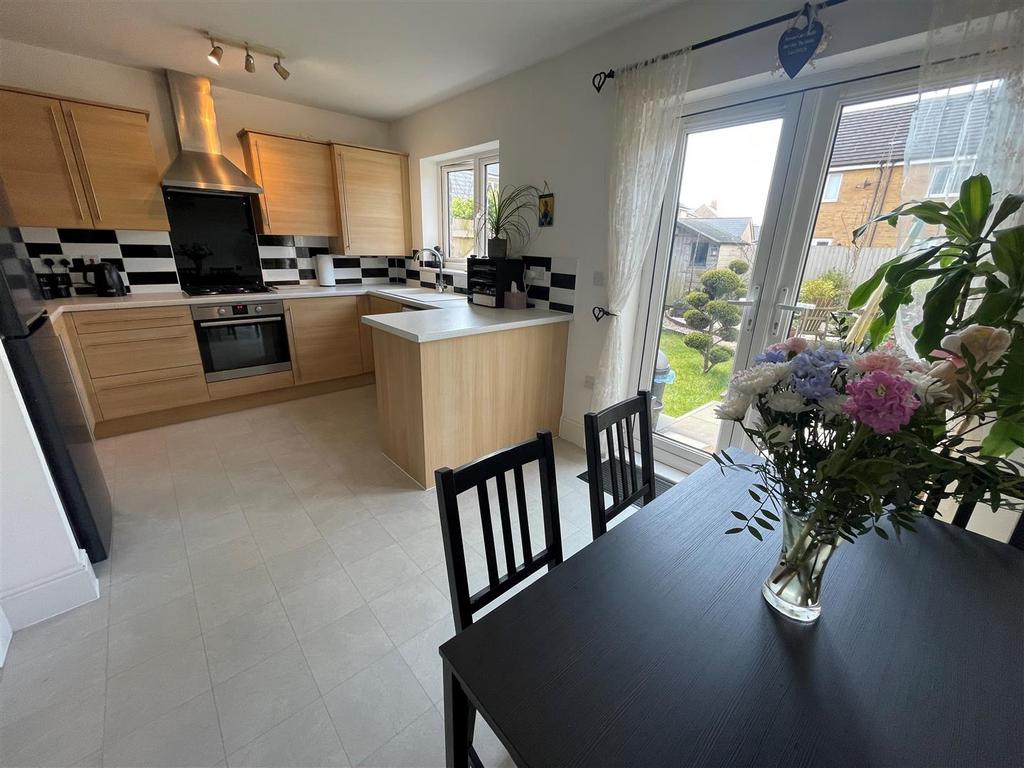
{"left": 479, "top": 184, "right": 538, "bottom": 258}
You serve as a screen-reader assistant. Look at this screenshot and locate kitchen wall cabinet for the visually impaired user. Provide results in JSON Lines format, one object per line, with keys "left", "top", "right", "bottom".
{"left": 285, "top": 297, "right": 363, "bottom": 384}
{"left": 240, "top": 131, "right": 339, "bottom": 237}
{"left": 334, "top": 145, "right": 411, "bottom": 256}
{"left": 0, "top": 88, "right": 167, "bottom": 230}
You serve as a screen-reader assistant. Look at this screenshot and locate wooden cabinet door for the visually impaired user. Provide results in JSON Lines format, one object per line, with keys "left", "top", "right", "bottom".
{"left": 0, "top": 90, "right": 93, "bottom": 228}
{"left": 62, "top": 102, "right": 169, "bottom": 231}
{"left": 359, "top": 295, "right": 405, "bottom": 372}
{"left": 244, "top": 134, "right": 339, "bottom": 237}
{"left": 285, "top": 297, "right": 363, "bottom": 384}
{"left": 335, "top": 146, "right": 410, "bottom": 256}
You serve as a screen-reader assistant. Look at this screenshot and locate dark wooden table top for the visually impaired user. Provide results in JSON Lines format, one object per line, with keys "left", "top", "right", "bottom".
{"left": 440, "top": 454, "right": 1024, "bottom": 768}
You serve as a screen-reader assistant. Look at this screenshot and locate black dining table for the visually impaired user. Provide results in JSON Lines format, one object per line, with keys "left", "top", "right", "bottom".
{"left": 439, "top": 452, "right": 1024, "bottom": 767}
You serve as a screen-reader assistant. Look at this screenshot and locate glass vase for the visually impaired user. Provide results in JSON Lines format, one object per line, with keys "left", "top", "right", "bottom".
{"left": 761, "top": 504, "right": 838, "bottom": 623}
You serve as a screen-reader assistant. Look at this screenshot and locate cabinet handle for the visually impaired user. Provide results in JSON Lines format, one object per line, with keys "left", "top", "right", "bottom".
{"left": 101, "top": 371, "right": 199, "bottom": 390}
{"left": 50, "top": 104, "right": 86, "bottom": 222}
{"left": 337, "top": 154, "right": 352, "bottom": 250}
{"left": 286, "top": 306, "right": 301, "bottom": 382}
{"left": 85, "top": 333, "right": 191, "bottom": 347}
{"left": 255, "top": 140, "right": 273, "bottom": 232}
{"left": 64, "top": 107, "right": 102, "bottom": 222}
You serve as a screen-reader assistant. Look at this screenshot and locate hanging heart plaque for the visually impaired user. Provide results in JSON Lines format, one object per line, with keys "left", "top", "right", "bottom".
{"left": 778, "top": 8, "right": 824, "bottom": 79}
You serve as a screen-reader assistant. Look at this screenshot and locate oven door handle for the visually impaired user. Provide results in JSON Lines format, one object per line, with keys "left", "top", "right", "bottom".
{"left": 198, "top": 316, "right": 284, "bottom": 328}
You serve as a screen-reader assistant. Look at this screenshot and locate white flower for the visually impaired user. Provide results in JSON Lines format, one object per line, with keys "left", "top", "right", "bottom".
{"left": 765, "top": 424, "right": 795, "bottom": 444}
{"left": 766, "top": 390, "right": 808, "bottom": 414}
{"left": 729, "top": 362, "right": 791, "bottom": 397}
{"left": 714, "top": 393, "right": 752, "bottom": 421}
{"left": 941, "top": 325, "right": 1012, "bottom": 365}
{"left": 819, "top": 395, "right": 848, "bottom": 420}
{"left": 905, "top": 370, "right": 951, "bottom": 405}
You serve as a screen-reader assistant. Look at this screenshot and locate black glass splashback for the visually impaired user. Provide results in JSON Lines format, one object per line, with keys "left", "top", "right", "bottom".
{"left": 165, "top": 190, "right": 262, "bottom": 288}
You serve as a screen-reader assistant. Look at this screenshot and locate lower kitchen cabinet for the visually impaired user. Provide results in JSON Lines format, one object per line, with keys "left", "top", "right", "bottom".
{"left": 92, "top": 365, "right": 209, "bottom": 420}
{"left": 285, "top": 297, "right": 364, "bottom": 384}
{"left": 359, "top": 296, "right": 404, "bottom": 373}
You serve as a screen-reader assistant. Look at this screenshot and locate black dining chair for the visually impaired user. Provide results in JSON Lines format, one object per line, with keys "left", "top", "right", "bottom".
{"left": 922, "top": 486, "right": 1024, "bottom": 550}
{"left": 584, "top": 390, "right": 656, "bottom": 540}
{"left": 435, "top": 431, "right": 565, "bottom": 767}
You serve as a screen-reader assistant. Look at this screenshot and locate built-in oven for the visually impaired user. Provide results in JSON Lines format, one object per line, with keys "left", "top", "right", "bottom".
{"left": 192, "top": 301, "right": 291, "bottom": 382}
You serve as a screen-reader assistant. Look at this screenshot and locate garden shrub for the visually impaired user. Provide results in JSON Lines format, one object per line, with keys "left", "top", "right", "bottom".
{"left": 683, "top": 309, "right": 710, "bottom": 330}
{"left": 700, "top": 268, "right": 743, "bottom": 299}
{"left": 686, "top": 290, "right": 710, "bottom": 309}
{"left": 728, "top": 259, "right": 750, "bottom": 275}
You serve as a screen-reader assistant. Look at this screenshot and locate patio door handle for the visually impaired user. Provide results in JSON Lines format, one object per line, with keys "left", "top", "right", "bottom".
{"left": 776, "top": 302, "right": 815, "bottom": 312}
{"left": 726, "top": 298, "right": 756, "bottom": 306}
{"left": 733, "top": 284, "right": 761, "bottom": 333}
{"left": 770, "top": 285, "right": 809, "bottom": 336}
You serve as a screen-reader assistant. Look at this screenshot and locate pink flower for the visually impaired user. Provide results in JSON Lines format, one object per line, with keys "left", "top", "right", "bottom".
{"left": 852, "top": 351, "right": 904, "bottom": 375}
{"left": 777, "top": 336, "right": 809, "bottom": 354}
{"left": 843, "top": 370, "right": 920, "bottom": 434}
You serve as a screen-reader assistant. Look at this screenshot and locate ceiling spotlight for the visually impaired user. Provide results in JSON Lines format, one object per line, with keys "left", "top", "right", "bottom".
{"left": 244, "top": 46, "right": 256, "bottom": 73}
{"left": 274, "top": 56, "right": 290, "bottom": 81}
{"left": 207, "top": 39, "right": 223, "bottom": 66}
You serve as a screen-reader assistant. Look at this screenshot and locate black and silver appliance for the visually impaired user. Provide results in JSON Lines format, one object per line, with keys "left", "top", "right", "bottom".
{"left": 82, "top": 261, "right": 128, "bottom": 297}
{"left": 165, "top": 189, "right": 269, "bottom": 296}
{"left": 192, "top": 301, "right": 291, "bottom": 382}
{"left": 0, "top": 233, "right": 112, "bottom": 562}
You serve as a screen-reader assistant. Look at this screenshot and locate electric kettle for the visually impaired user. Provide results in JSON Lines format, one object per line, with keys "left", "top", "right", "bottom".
{"left": 82, "top": 262, "right": 127, "bottom": 297}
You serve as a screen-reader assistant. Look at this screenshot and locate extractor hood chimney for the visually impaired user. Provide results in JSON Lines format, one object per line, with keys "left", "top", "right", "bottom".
{"left": 161, "top": 70, "right": 262, "bottom": 194}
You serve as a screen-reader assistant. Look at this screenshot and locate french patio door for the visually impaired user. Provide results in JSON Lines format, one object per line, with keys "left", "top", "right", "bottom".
{"left": 638, "top": 69, "right": 922, "bottom": 471}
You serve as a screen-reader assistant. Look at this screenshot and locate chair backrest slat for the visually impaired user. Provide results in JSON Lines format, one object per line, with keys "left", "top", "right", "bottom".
{"left": 476, "top": 483, "right": 500, "bottom": 590}
{"left": 436, "top": 431, "right": 564, "bottom": 633}
{"left": 584, "top": 391, "right": 656, "bottom": 540}
{"left": 513, "top": 465, "right": 533, "bottom": 564}
{"left": 920, "top": 483, "right": 1024, "bottom": 552}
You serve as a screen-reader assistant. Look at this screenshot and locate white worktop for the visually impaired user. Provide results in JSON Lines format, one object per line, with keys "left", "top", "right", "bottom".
{"left": 44, "top": 284, "right": 467, "bottom": 319}
{"left": 44, "top": 285, "right": 572, "bottom": 343}
{"left": 361, "top": 302, "right": 571, "bottom": 343}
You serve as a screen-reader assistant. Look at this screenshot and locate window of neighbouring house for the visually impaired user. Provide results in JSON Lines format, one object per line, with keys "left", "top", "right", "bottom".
{"left": 440, "top": 152, "right": 500, "bottom": 267}
{"left": 811, "top": 238, "right": 833, "bottom": 246}
{"left": 691, "top": 241, "right": 710, "bottom": 266}
{"left": 821, "top": 172, "right": 843, "bottom": 202}
{"left": 926, "top": 161, "right": 974, "bottom": 198}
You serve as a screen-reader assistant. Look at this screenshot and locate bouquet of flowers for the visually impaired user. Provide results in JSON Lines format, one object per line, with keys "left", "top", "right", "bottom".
{"left": 715, "top": 175, "right": 1024, "bottom": 622}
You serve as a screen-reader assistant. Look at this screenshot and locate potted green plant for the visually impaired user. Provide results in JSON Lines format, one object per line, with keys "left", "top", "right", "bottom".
{"left": 479, "top": 184, "right": 538, "bottom": 258}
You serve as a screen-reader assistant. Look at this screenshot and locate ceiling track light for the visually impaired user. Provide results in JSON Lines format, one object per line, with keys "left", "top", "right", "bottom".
{"left": 244, "top": 45, "right": 256, "bottom": 73}
{"left": 274, "top": 56, "right": 290, "bottom": 81}
{"left": 207, "top": 38, "right": 223, "bottom": 66}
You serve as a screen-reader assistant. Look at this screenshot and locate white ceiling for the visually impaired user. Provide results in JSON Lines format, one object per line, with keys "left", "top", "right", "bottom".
{"left": 0, "top": 0, "right": 676, "bottom": 120}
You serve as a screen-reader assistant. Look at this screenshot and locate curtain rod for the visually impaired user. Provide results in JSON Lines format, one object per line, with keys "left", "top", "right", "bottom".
{"left": 591, "top": 0, "right": 850, "bottom": 93}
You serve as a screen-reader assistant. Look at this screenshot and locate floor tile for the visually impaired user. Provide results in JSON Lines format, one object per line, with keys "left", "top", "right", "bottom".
{"left": 371, "top": 500, "right": 437, "bottom": 542}
{"left": 0, "top": 629, "right": 107, "bottom": 728}
{"left": 299, "top": 606, "right": 395, "bottom": 694}
{"left": 104, "top": 635, "right": 211, "bottom": 744}
{"left": 188, "top": 535, "right": 264, "bottom": 586}
{"left": 397, "top": 617, "right": 454, "bottom": 706}
{"left": 360, "top": 708, "right": 444, "bottom": 768}
{"left": 3, "top": 593, "right": 108, "bottom": 667}
{"left": 346, "top": 543, "right": 422, "bottom": 601}
{"left": 103, "top": 691, "right": 225, "bottom": 768}
{"left": 0, "top": 682, "right": 106, "bottom": 767}
{"left": 183, "top": 509, "right": 253, "bottom": 553}
{"left": 107, "top": 593, "right": 202, "bottom": 677}
{"left": 204, "top": 600, "right": 296, "bottom": 685}
{"left": 250, "top": 514, "right": 323, "bottom": 561}
{"left": 323, "top": 651, "right": 433, "bottom": 764}
{"left": 280, "top": 569, "right": 365, "bottom": 638}
{"left": 368, "top": 575, "right": 451, "bottom": 645}
{"left": 109, "top": 532, "right": 188, "bottom": 586}
{"left": 108, "top": 559, "right": 194, "bottom": 625}
{"left": 324, "top": 518, "right": 395, "bottom": 565}
{"left": 265, "top": 538, "right": 343, "bottom": 595}
{"left": 226, "top": 699, "right": 349, "bottom": 768}
{"left": 471, "top": 718, "right": 517, "bottom": 768}
{"left": 194, "top": 563, "right": 279, "bottom": 632}
{"left": 213, "top": 643, "right": 320, "bottom": 754}
{"left": 397, "top": 524, "right": 446, "bottom": 571}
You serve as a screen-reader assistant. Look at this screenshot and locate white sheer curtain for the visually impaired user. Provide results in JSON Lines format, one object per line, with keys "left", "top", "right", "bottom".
{"left": 593, "top": 54, "right": 691, "bottom": 411}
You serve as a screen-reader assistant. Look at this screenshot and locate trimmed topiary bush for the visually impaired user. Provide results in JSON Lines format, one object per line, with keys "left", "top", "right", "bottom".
{"left": 728, "top": 259, "right": 750, "bottom": 275}
{"left": 685, "top": 290, "right": 710, "bottom": 309}
{"left": 683, "top": 332, "right": 712, "bottom": 353}
{"left": 700, "top": 268, "right": 743, "bottom": 299}
{"left": 705, "top": 299, "right": 742, "bottom": 326}
{"left": 709, "top": 347, "right": 733, "bottom": 366}
{"left": 683, "top": 309, "right": 710, "bottom": 330}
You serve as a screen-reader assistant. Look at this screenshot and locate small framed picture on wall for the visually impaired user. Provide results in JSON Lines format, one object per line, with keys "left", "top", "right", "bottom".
{"left": 538, "top": 193, "right": 554, "bottom": 227}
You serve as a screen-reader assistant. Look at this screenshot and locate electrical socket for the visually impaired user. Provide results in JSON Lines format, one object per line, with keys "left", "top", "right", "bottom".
{"left": 593, "top": 271, "right": 606, "bottom": 287}
{"left": 584, "top": 375, "right": 595, "bottom": 390}
{"left": 527, "top": 266, "right": 546, "bottom": 282}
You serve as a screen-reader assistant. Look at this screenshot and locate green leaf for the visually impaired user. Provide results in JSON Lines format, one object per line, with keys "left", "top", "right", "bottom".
{"left": 730, "top": 510, "right": 748, "bottom": 521}
{"left": 884, "top": 246, "right": 942, "bottom": 287}
{"left": 874, "top": 526, "right": 890, "bottom": 540}
{"left": 761, "top": 510, "right": 780, "bottom": 522}
{"left": 958, "top": 175, "right": 993, "bottom": 236}
{"left": 988, "top": 194, "right": 1024, "bottom": 233}
{"left": 848, "top": 255, "right": 902, "bottom": 309}
{"left": 725, "top": 527, "right": 744, "bottom": 535}
{"left": 981, "top": 418, "right": 1024, "bottom": 457}
{"left": 755, "top": 518, "right": 775, "bottom": 530}
{"left": 991, "top": 225, "right": 1024, "bottom": 286}
{"left": 747, "top": 527, "right": 763, "bottom": 541}
{"left": 914, "top": 269, "right": 971, "bottom": 357}
{"left": 972, "top": 289, "right": 1017, "bottom": 325}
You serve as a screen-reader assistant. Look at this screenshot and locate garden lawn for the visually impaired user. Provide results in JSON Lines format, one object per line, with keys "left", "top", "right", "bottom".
{"left": 658, "top": 330, "right": 733, "bottom": 418}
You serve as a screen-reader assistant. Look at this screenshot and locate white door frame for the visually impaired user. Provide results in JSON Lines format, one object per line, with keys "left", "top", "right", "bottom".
{"left": 634, "top": 66, "right": 922, "bottom": 473}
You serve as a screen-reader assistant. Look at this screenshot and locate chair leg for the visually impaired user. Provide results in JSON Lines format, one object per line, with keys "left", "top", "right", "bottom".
{"left": 444, "top": 666, "right": 474, "bottom": 768}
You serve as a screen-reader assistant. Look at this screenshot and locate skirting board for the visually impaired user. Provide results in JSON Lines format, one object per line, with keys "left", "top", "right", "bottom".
{"left": 558, "top": 416, "right": 585, "bottom": 450}
{"left": 0, "top": 556, "right": 99, "bottom": 632}
{"left": 0, "top": 608, "right": 11, "bottom": 667}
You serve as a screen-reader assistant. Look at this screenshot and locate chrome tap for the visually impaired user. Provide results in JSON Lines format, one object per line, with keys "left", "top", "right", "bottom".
{"left": 419, "top": 246, "right": 448, "bottom": 292}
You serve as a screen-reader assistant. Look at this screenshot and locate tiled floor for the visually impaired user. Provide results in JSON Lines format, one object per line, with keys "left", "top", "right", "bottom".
{"left": 0, "top": 385, "right": 602, "bottom": 768}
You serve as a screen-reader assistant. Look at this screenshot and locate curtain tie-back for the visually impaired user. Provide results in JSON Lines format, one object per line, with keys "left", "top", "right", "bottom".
{"left": 592, "top": 306, "right": 618, "bottom": 322}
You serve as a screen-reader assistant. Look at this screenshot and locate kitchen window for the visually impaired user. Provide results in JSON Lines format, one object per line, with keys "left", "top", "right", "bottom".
{"left": 821, "top": 172, "right": 843, "bottom": 202}
{"left": 440, "top": 153, "right": 500, "bottom": 267}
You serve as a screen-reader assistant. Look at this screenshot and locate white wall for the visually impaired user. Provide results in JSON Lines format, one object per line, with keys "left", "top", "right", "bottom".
{"left": 390, "top": 0, "right": 1003, "bottom": 441}
{"left": 0, "top": 345, "right": 98, "bottom": 632}
{"left": 0, "top": 37, "right": 393, "bottom": 176}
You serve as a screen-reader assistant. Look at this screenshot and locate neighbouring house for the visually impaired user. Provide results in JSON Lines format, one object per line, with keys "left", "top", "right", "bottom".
{"left": 813, "top": 91, "right": 986, "bottom": 247}
{"left": 666, "top": 214, "right": 755, "bottom": 300}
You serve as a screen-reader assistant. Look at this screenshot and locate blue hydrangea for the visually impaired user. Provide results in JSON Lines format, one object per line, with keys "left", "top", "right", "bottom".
{"left": 756, "top": 348, "right": 787, "bottom": 364}
{"left": 789, "top": 347, "right": 846, "bottom": 400}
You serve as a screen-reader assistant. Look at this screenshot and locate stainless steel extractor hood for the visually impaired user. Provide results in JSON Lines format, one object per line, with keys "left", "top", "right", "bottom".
{"left": 161, "top": 70, "right": 262, "bottom": 194}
